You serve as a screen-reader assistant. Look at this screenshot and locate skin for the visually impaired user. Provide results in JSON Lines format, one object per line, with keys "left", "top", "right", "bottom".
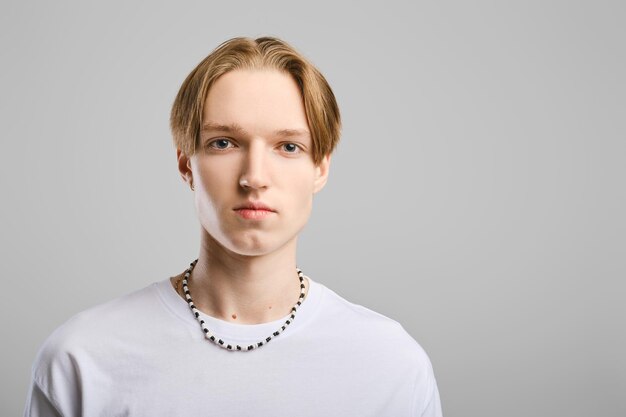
{"left": 174, "top": 68, "right": 331, "bottom": 324}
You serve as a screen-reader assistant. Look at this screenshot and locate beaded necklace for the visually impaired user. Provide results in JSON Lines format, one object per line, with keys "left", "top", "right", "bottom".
{"left": 180, "top": 259, "right": 306, "bottom": 351}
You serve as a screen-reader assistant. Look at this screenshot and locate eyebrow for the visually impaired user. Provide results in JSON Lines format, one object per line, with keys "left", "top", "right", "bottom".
{"left": 201, "top": 121, "right": 310, "bottom": 138}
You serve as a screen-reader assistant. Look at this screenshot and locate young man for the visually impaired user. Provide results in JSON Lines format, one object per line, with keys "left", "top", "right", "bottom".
{"left": 24, "top": 36, "right": 443, "bottom": 416}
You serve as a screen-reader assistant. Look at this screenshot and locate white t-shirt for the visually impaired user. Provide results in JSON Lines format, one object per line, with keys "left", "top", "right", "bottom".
{"left": 24, "top": 275, "right": 443, "bottom": 417}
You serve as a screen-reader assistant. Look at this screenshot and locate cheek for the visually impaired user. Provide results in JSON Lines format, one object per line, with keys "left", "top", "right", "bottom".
{"left": 197, "top": 164, "right": 236, "bottom": 199}
{"left": 289, "top": 178, "right": 315, "bottom": 216}
{"left": 193, "top": 173, "right": 232, "bottom": 224}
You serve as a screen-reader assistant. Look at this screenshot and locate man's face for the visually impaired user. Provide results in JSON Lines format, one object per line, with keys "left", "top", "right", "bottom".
{"left": 178, "top": 68, "right": 330, "bottom": 257}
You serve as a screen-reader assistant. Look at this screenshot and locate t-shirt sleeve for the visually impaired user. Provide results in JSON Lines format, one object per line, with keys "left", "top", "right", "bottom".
{"left": 24, "top": 319, "right": 85, "bottom": 417}
{"left": 411, "top": 350, "right": 444, "bottom": 417}
{"left": 417, "top": 372, "right": 443, "bottom": 417}
{"left": 23, "top": 378, "right": 64, "bottom": 417}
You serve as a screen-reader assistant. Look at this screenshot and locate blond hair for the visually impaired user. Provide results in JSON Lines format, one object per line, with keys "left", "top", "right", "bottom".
{"left": 170, "top": 36, "right": 341, "bottom": 166}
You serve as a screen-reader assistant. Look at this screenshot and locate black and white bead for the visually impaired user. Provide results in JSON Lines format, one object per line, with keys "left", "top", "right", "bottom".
{"left": 182, "top": 259, "right": 306, "bottom": 352}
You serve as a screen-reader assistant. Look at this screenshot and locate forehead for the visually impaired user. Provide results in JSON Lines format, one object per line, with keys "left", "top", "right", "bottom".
{"left": 202, "top": 69, "right": 309, "bottom": 136}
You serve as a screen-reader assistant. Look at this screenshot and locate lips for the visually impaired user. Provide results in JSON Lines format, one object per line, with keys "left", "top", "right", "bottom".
{"left": 234, "top": 201, "right": 276, "bottom": 212}
{"left": 233, "top": 202, "right": 276, "bottom": 221}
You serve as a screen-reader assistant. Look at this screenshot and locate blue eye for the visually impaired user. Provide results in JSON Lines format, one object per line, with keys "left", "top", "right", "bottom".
{"left": 208, "top": 138, "right": 233, "bottom": 150}
{"left": 282, "top": 143, "right": 300, "bottom": 153}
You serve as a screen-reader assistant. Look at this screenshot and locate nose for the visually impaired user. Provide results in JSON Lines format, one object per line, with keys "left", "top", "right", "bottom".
{"left": 239, "top": 140, "right": 270, "bottom": 190}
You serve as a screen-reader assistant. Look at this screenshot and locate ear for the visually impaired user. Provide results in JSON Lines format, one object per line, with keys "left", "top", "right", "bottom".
{"left": 313, "top": 154, "right": 331, "bottom": 194}
{"left": 176, "top": 148, "right": 193, "bottom": 187}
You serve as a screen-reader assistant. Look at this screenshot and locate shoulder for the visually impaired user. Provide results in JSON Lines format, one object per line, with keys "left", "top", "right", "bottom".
{"left": 317, "top": 282, "right": 434, "bottom": 368}
{"left": 45, "top": 281, "right": 158, "bottom": 337}
{"left": 30, "top": 281, "right": 160, "bottom": 384}
{"left": 315, "top": 282, "right": 439, "bottom": 409}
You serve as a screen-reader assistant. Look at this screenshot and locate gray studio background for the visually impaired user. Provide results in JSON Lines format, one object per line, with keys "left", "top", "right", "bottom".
{"left": 2, "top": 1, "right": 624, "bottom": 416}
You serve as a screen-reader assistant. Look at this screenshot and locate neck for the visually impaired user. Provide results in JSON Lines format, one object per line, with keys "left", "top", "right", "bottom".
{"left": 186, "top": 229, "right": 306, "bottom": 325}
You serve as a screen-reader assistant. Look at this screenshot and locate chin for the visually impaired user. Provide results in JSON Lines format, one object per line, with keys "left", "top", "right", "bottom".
{"left": 224, "top": 233, "right": 277, "bottom": 256}
{"left": 230, "top": 231, "right": 299, "bottom": 257}
{"left": 226, "top": 242, "right": 280, "bottom": 258}
{"left": 202, "top": 221, "right": 299, "bottom": 257}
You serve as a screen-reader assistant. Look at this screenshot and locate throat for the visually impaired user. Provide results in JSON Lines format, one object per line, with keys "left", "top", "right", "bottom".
{"left": 170, "top": 274, "right": 309, "bottom": 325}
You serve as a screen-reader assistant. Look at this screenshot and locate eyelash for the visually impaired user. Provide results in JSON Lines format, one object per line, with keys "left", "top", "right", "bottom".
{"left": 207, "top": 138, "right": 303, "bottom": 154}
{"left": 208, "top": 138, "right": 232, "bottom": 151}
